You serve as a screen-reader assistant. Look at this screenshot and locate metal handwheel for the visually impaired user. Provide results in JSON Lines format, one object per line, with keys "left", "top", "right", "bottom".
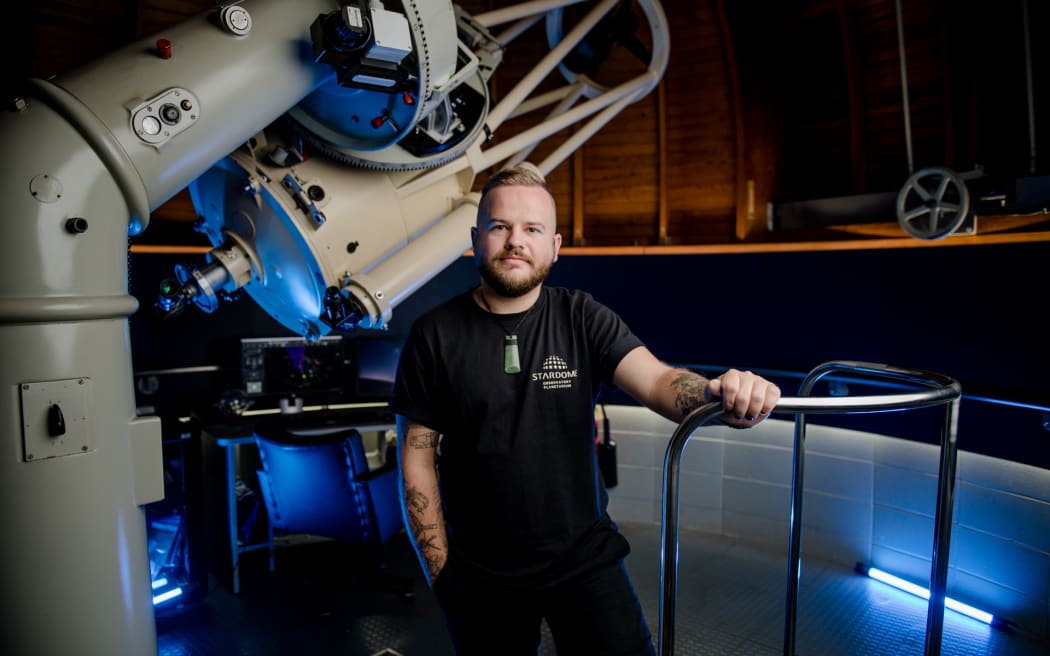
{"left": 896, "top": 166, "right": 971, "bottom": 240}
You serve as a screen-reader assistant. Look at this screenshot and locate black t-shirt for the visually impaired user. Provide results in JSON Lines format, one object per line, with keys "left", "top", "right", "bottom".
{"left": 391, "top": 286, "right": 644, "bottom": 584}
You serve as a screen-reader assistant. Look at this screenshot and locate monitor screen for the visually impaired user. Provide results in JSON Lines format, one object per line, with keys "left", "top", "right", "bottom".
{"left": 240, "top": 336, "right": 347, "bottom": 404}
{"left": 353, "top": 335, "right": 403, "bottom": 401}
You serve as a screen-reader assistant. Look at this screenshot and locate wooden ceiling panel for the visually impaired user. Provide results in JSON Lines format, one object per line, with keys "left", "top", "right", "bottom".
{"left": 4, "top": 0, "right": 1046, "bottom": 250}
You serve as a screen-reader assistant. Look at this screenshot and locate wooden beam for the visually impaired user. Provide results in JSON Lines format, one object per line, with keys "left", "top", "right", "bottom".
{"left": 554, "top": 229, "right": 1050, "bottom": 256}
{"left": 838, "top": 1, "right": 867, "bottom": 192}
{"left": 939, "top": 3, "right": 954, "bottom": 166}
{"left": 714, "top": 0, "right": 749, "bottom": 242}
{"left": 572, "top": 144, "right": 584, "bottom": 246}
{"left": 657, "top": 81, "right": 668, "bottom": 244}
{"left": 132, "top": 228, "right": 1047, "bottom": 256}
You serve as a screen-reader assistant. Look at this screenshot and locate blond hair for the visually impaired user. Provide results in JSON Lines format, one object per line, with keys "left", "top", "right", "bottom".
{"left": 479, "top": 162, "right": 554, "bottom": 205}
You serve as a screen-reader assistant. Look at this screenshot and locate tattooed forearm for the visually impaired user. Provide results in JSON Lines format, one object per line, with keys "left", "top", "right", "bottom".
{"left": 408, "top": 430, "right": 441, "bottom": 449}
{"left": 415, "top": 525, "right": 444, "bottom": 553}
{"left": 404, "top": 487, "right": 430, "bottom": 515}
{"left": 670, "top": 371, "right": 709, "bottom": 417}
{"left": 399, "top": 421, "right": 448, "bottom": 581}
{"left": 404, "top": 484, "right": 447, "bottom": 579}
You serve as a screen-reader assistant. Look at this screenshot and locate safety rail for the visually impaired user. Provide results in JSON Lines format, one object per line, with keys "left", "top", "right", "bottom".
{"left": 658, "top": 361, "right": 962, "bottom": 656}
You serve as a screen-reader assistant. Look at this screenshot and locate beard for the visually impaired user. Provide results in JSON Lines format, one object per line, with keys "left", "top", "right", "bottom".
{"left": 477, "top": 253, "right": 554, "bottom": 298}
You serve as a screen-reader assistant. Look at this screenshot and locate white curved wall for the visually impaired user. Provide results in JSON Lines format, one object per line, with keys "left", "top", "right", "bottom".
{"left": 603, "top": 405, "right": 1050, "bottom": 639}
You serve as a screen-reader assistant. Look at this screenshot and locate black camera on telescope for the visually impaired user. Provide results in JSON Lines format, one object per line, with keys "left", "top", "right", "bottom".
{"left": 309, "top": 2, "right": 414, "bottom": 93}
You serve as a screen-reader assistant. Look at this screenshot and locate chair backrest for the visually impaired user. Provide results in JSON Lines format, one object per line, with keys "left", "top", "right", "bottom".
{"left": 254, "top": 424, "right": 402, "bottom": 545}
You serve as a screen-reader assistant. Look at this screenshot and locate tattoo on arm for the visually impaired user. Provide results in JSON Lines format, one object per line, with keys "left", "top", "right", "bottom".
{"left": 671, "top": 372, "right": 709, "bottom": 417}
{"left": 404, "top": 487, "right": 429, "bottom": 516}
{"left": 404, "top": 484, "right": 446, "bottom": 579}
{"left": 408, "top": 430, "right": 440, "bottom": 449}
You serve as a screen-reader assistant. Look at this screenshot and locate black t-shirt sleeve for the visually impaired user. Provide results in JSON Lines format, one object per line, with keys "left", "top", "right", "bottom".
{"left": 390, "top": 318, "right": 446, "bottom": 432}
{"left": 581, "top": 292, "right": 644, "bottom": 383}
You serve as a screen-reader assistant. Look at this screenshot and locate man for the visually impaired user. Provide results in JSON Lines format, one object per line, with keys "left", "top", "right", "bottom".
{"left": 392, "top": 162, "right": 780, "bottom": 655}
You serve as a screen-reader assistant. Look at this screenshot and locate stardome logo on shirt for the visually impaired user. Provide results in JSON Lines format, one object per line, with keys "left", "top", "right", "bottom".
{"left": 531, "top": 354, "right": 578, "bottom": 390}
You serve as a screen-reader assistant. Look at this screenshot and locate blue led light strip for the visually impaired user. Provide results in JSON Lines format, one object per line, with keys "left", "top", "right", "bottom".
{"left": 861, "top": 565, "right": 1001, "bottom": 627}
{"left": 152, "top": 586, "right": 183, "bottom": 606}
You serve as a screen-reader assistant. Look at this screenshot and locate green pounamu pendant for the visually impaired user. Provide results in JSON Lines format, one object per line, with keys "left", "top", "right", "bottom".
{"left": 504, "top": 335, "right": 521, "bottom": 374}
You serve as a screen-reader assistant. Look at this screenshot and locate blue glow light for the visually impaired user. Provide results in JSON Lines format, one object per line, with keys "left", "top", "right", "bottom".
{"left": 865, "top": 566, "right": 995, "bottom": 625}
{"left": 151, "top": 577, "right": 168, "bottom": 590}
{"left": 153, "top": 586, "right": 183, "bottom": 606}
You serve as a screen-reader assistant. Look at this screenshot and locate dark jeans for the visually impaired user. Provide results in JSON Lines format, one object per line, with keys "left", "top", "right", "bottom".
{"left": 433, "top": 558, "right": 655, "bottom": 656}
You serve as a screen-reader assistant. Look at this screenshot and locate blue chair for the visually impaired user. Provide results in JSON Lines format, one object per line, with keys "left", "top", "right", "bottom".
{"left": 253, "top": 422, "right": 410, "bottom": 597}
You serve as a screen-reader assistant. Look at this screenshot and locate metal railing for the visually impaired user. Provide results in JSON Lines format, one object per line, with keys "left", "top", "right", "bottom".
{"left": 680, "top": 362, "right": 1046, "bottom": 414}
{"left": 658, "top": 361, "right": 962, "bottom": 656}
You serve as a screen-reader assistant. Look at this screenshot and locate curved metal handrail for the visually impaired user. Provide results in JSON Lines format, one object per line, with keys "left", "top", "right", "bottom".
{"left": 659, "top": 361, "right": 962, "bottom": 656}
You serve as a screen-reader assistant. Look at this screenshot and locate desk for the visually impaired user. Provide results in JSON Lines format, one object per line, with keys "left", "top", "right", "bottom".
{"left": 204, "top": 408, "right": 396, "bottom": 594}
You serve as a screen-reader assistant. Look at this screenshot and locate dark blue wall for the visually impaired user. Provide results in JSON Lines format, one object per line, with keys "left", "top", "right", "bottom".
{"left": 130, "top": 241, "right": 1050, "bottom": 468}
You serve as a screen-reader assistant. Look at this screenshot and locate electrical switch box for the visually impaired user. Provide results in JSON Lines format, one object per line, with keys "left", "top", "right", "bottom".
{"left": 20, "top": 379, "right": 93, "bottom": 462}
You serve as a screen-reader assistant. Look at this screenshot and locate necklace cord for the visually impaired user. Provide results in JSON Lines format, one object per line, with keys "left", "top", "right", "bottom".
{"left": 477, "top": 287, "right": 535, "bottom": 335}
{"left": 477, "top": 286, "right": 536, "bottom": 374}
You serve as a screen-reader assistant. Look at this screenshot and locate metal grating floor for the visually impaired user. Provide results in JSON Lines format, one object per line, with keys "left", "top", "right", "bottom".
{"left": 157, "top": 522, "right": 1048, "bottom": 655}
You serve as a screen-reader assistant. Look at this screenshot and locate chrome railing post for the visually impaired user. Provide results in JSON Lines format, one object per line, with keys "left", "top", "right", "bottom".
{"left": 925, "top": 397, "right": 961, "bottom": 656}
{"left": 658, "top": 403, "right": 725, "bottom": 656}
{"left": 782, "top": 406, "right": 807, "bottom": 654}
